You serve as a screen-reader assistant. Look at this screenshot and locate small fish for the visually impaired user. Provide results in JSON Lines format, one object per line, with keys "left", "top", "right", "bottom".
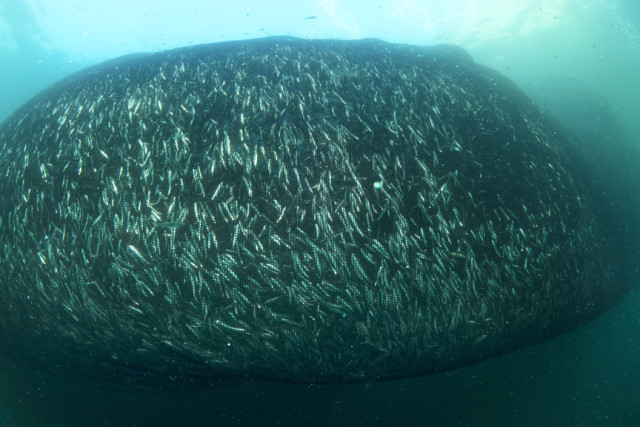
{"left": 154, "top": 221, "right": 185, "bottom": 229}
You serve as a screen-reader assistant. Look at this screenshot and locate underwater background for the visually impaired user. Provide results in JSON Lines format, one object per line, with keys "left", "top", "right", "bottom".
{"left": 0, "top": 1, "right": 639, "bottom": 426}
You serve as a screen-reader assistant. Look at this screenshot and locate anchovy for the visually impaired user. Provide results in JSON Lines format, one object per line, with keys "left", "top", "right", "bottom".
{"left": 0, "top": 37, "right": 619, "bottom": 387}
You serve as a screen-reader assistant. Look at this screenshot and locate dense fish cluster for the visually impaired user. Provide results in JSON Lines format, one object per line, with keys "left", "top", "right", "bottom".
{"left": 0, "top": 38, "right": 621, "bottom": 384}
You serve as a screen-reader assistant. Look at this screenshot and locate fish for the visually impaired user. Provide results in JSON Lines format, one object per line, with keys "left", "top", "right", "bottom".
{"left": 0, "top": 37, "right": 625, "bottom": 387}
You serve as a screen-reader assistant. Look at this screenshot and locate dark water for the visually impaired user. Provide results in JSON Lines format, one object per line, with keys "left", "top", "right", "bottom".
{"left": 1, "top": 285, "right": 639, "bottom": 426}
